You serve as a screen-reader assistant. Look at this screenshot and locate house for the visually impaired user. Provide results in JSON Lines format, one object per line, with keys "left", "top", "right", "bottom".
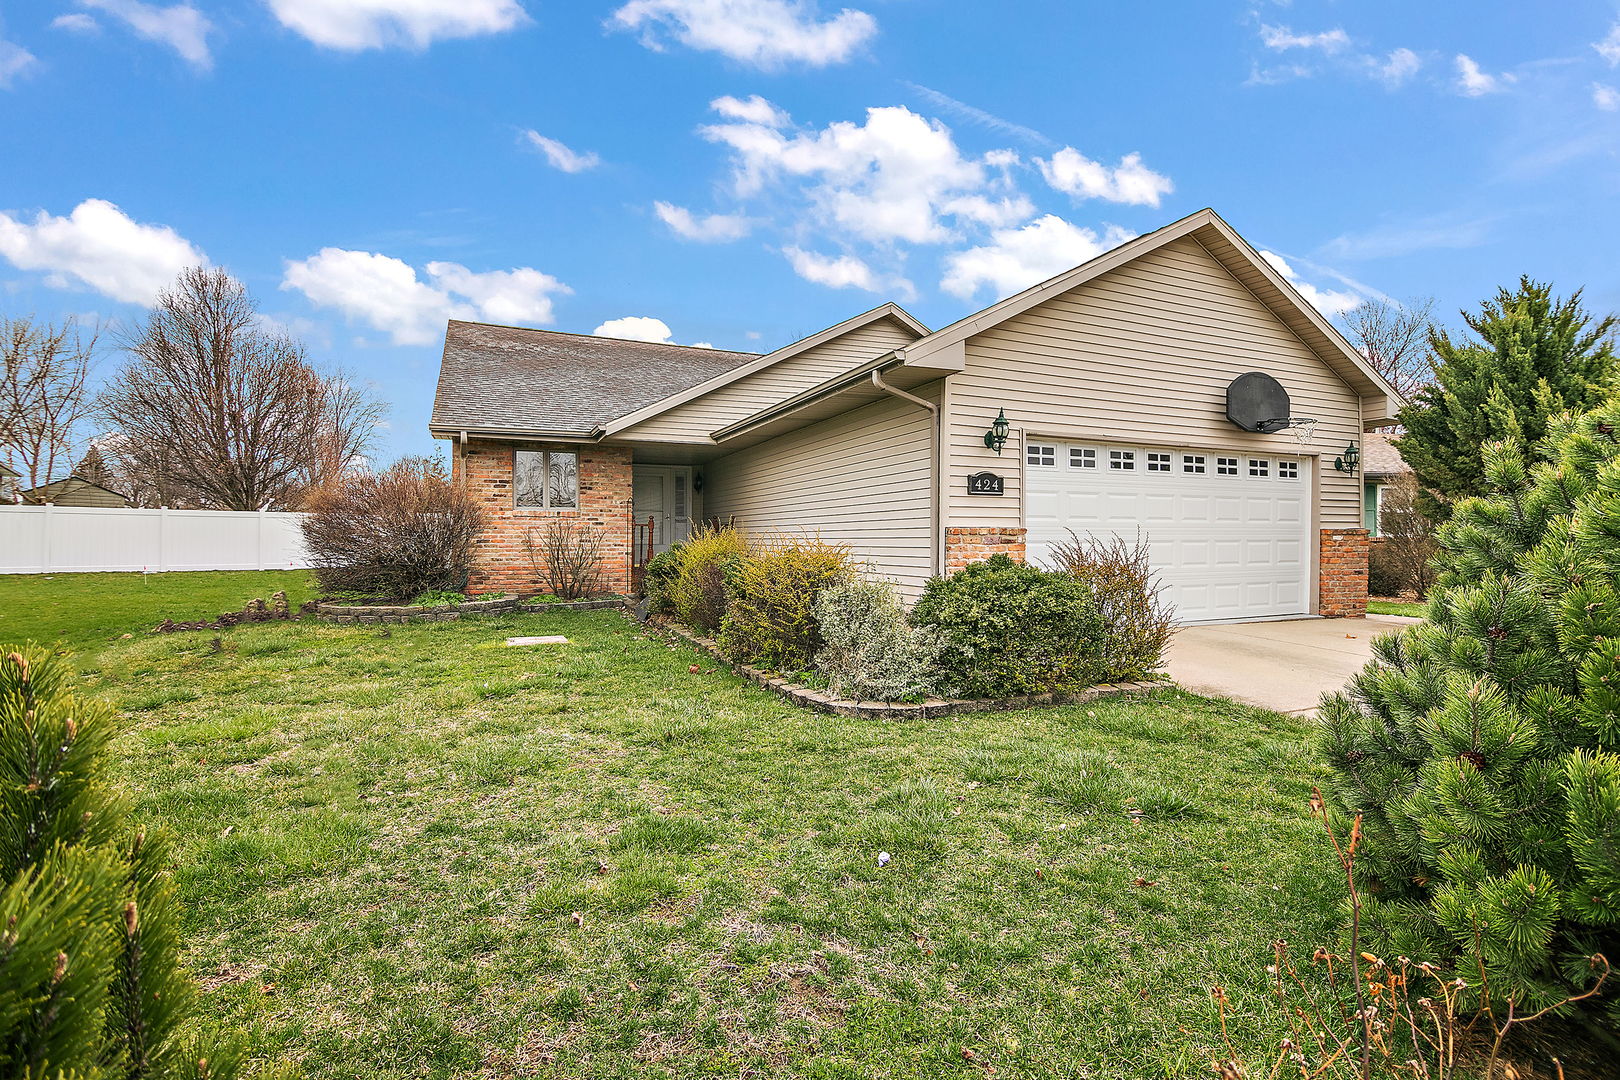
{"left": 430, "top": 208, "right": 1400, "bottom": 622}
{"left": 20, "top": 475, "right": 131, "bottom": 508}
{"left": 0, "top": 461, "right": 19, "bottom": 504}
{"left": 1361, "top": 432, "right": 1411, "bottom": 536}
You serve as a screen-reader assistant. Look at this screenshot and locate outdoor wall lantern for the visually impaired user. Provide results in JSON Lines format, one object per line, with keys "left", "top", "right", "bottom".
{"left": 983, "top": 408, "right": 1011, "bottom": 454}
{"left": 1333, "top": 441, "right": 1361, "bottom": 474}
{"left": 692, "top": 474, "right": 704, "bottom": 493}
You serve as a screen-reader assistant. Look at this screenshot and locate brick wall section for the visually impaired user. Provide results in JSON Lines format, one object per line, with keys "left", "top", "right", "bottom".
{"left": 453, "top": 439, "right": 634, "bottom": 596}
{"left": 1319, "top": 528, "right": 1369, "bottom": 618}
{"left": 944, "top": 526, "right": 1027, "bottom": 574}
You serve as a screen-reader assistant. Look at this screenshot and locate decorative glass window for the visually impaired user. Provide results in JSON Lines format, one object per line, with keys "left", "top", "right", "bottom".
{"left": 1147, "top": 452, "right": 1172, "bottom": 472}
{"left": 1217, "top": 456, "right": 1239, "bottom": 475}
{"left": 1249, "top": 459, "right": 1269, "bottom": 477}
{"left": 1183, "top": 454, "right": 1206, "bottom": 474}
{"left": 1070, "top": 447, "right": 1096, "bottom": 468}
{"left": 1027, "top": 444, "right": 1056, "bottom": 467}
{"left": 1109, "top": 449, "right": 1135, "bottom": 471}
{"left": 1278, "top": 460, "right": 1299, "bottom": 479}
{"left": 514, "top": 450, "right": 579, "bottom": 509}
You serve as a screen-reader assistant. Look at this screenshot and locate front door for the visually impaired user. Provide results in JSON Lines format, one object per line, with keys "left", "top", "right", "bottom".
{"left": 632, "top": 466, "right": 691, "bottom": 559}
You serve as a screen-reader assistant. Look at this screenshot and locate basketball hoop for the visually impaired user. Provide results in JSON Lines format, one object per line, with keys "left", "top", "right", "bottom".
{"left": 1260, "top": 417, "right": 1319, "bottom": 446}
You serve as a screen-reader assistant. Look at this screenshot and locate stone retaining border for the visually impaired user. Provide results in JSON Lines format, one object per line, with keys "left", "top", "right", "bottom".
{"left": 655, "top": 619, "right": 1158, "bottom": 719}
{"left": 310, "top": 595, "right": 629, "bottom": 625}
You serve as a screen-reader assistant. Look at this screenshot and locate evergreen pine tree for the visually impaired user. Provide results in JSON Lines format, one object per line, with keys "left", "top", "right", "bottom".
{"left": 0, "top": 645, "right": 261, "bottom": 1078}
{"left": 74, "top": 447, "right": 113, "bottom": 490}
{"left": 1318, "top": 401, "right": 1620, "bottom": 1031}
{"left": 1393, "top": 277, "right": 1616, "bottom": 521}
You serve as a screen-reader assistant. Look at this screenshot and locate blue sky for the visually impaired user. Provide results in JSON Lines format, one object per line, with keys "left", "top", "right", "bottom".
{"left": 4, "top": 0, "right": 1619, "bottom": 463}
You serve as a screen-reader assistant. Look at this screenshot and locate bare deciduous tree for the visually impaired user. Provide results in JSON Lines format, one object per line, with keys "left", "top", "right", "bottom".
{"left": 97, "top": 267, "right": 386, "bottom": 510}
{"left": 1, "top": 314, "right": 99, "bottom": 501}
{"left": 1339, "top": 295, "right": 1437, "bottom": 402}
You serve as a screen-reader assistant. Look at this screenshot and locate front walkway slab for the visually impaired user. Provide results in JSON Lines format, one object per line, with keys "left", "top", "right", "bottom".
{"left": 1164, "top": 615, "right": 1420, "bottom": 716}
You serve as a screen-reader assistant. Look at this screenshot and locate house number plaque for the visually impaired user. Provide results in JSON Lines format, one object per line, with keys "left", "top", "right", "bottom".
{"left": 967, "top": 472, "right": 1005, "bottom": 496}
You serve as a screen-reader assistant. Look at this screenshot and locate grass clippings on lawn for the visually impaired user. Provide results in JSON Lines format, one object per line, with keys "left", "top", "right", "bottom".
{"left": 75, "top": 609, "right": 1347, "bottom": 1079}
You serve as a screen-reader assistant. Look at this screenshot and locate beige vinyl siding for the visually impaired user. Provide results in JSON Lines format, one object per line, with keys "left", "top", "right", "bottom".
{"left": 704, "top": 385, "right": 938, "bottom": 596}
{"left": 615, "top": 319, "right": 920, "bottom": 442}
{"left": 944, "top": 234, "right": 1362, "bottom": 532}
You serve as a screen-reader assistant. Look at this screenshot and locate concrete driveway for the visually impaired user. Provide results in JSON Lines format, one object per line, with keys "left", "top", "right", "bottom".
{"left": 1164, "top": 615, "right": 1421, "bottom": 715}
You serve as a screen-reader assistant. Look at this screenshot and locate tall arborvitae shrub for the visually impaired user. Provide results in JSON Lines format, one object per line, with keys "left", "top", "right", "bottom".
{"left": 1316, "top": 401, "right": 1620, "bottom": 1029}
{"left": 0, "top": 644, "right": 259, "bottom": 1078}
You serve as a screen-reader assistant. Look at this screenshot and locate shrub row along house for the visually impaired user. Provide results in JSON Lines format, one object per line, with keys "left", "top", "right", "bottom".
{"left": 429, "top": 208, "right": 1401, "bottom": 622}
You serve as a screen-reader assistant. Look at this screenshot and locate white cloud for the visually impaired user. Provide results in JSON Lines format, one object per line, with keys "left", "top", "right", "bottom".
{"left": 81, "top": 1, "right": 212, "bottom": 69}
{"left": 1036, "top": 148, "right": 1174, "bottom": 207}
{"left": 940, "top": 215, "right": 1131, "bottom": 301}
{"left": 593, "top": 316, "right": 675, "bottom": 342}
{"left": 522, "top": 132, "right": 600, "bottom": 173}
{"left": 1260, "top": 25, "right": 1350, "bottom": 53}
{"left": 783, "top": 246, "right": 878, "bottom": 291}
{"left": 711, "top": 93, "right": 791, "bottom": 126}
{"left": 281, "top": 249, "right": 569, "bottom": 345}
{"left": 1259, "top": 251, "right": 1362, "bottom": 316}
{"left": 0, "top": 38, "right": 37, "bottom": 88}
{"left": 52, "top": 14, "right": 101, "bottom": 32}
{"left": 0, "top": 199, "right": 207, "bottom": 305}
{"left": 700, "top": 99, "right": 1026, "bottom": 244}
{"left": 610, "top": 0, "right": 876, "bottom": 68}
{"left": 1596, "top": 22, "right": 1620, "bottom": 66}
{"left": 266, "top": 0, "right": 527, "bottom": 51}
{"left": 1375, "top": 48, "right": 1421, "bottom": 88}
{"left": 654, "top": 202, "right": 752, "bottom": 242}
{"left": 1596, "top": 83, "right": 1620, "bottom": 111}
{"left": 1455, "top": 54, "right": 1506, "bottom": 96}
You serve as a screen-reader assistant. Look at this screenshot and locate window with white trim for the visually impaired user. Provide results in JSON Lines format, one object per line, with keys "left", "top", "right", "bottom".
{"left": 1249, "top": 459, "right": 1269, "bottom": 477}
{"left": 1109, "top": 449, "right": 1135, "bottom": 471}
{"left": 1070, "top": 447, "right": 1096, "bottom": 468}
{"left": 1278, "top": 460, "right": 1299, "bottom": 479}
{"left": 515, "top": 450, "right": 579, "bottom": 509}
{"left": 1182, "top": 454, "right": 1206, "bottom": 474}
{"left": 1027, "top": 444, "right": 1056, "bottom": 467}
{"left": 1147, "top": 452, "right": 1172, "bottom": 472}
{"left": 1217, "top": 456, "right": 1239, "bottom": 475}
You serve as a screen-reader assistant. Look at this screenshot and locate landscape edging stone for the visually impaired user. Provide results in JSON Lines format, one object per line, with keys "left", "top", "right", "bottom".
{"left": 653, "top": 618, "right": 1157, "bottom": 719}
{"left": 311, "top": 594, "right": 630, "bottom": 625}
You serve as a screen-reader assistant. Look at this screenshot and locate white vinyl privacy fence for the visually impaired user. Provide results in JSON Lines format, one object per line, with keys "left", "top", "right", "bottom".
{"left": 0, "top": 504, "right": 310, "bottom": 574}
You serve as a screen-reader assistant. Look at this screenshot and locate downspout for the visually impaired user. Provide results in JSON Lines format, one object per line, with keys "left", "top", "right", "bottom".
{"left": 458, "top": 430, "right": 469, "bottom": 492}
{"left": 871, "top": 369, "right": 941, "bottom": 579}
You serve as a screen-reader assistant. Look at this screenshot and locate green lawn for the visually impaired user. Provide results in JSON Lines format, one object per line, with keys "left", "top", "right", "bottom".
{"left": 0, "top": 569, "right": 319, "bottom": 659}
{"left": 1367, "top": 599, "right": 1426, "bottom": 618}
{"left": 60, "top": 609, "right": 1354, "bottom": 1079}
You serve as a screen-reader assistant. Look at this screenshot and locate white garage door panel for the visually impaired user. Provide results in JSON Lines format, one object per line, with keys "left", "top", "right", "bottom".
{"left": 1025, "top": 441, "right": 1312, "bottom": 625}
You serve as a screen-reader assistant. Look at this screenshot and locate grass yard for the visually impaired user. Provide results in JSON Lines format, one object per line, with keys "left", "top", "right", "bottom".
{"left": 0, "top": 569, "right": 319, "bottom": 659}
{"left": 1366, "top": 599, "right": 1426, "bottom": 618}
{"left": 63, "top": 608, "right": 1353, "bottom": 1079}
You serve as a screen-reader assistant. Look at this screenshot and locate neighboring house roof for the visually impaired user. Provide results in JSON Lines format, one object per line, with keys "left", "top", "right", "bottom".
{"left": 430, "top": 303, "right": 930, "bottom": 441}
{"left": 897, "top": 207, "right": 1405, "bottom": 429}
{"left": 22, "top": 476, "right": 130, "bottom": 507}
{"left": 0, "top": 461, "right": 18, "bottom": 479}
{"left": 1362, "top": 432, "right": 1410, "bottom": 480}
{"left": 430, "top": 322, "right": 760, "bottom": 440}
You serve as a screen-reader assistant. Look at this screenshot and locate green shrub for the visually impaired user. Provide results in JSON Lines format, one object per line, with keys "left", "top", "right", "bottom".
{"left": 1317, "top": 401, "right": 1620, "bottom": 1029}
{"left": 643, "top": 547, "right": 682, "bottom": 613}
{"left": 411, "top": 589, "right": 465, "bottom": 607}
{"left": 0, "top": 644, "right": 267, "bottom": 1078}
{"left": 719, "top": 532, "right": 854, "bottom": 670}
{"left": 814, "top": 578, "right": 940, "bottom": 701}
{"left": 1366, "top": 541, "right": 1403, "bottom": 597}
{"left": 910, "top": 554, "right": 1105, "bottom": 699}
{"left": 667, "top": 524, "right": 750, "bottom": 633}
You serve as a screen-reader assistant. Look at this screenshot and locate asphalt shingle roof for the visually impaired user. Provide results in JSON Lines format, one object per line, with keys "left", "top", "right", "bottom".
{"left": 430, "top": 321, "right": 761, "bottom": 437}
{"left": 1362, "top": 432, "right": 1410, "bottom": 479}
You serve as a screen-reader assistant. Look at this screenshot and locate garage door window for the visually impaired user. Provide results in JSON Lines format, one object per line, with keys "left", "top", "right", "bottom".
{"left": 1217, "top": 456, "right": 1239, "bottom": 475}
{"left": 1279, "top": 460, "right": 1299, "bottom": 479}
{"left": 1070, "top": 447, "right": 1096, "bottom": 468}
{"left": 1109, "top": 449, "right": 1135, "bottom": 470}
{"left": 1182, "top": 454, "right": 1206, "bottom": 474}
{"left": 1027, "top": 444, "right": 1056, "bottom": 466}
{"left": 1147, "top": 452, "right": 1172, "bottom": 472}
{"left": 1249, "top": 459, "right": 1269, "bottom": 477}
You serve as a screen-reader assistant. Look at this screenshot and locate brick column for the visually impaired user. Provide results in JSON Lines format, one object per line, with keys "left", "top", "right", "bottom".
{"left": 944, "top": 527, "right": 1027, "bottom": 574}
{"left": 1319, "top": 528, "right": 1369, "bottom": 618}
{"left": 456, "top": 439, "right": 634, "bottom": 596}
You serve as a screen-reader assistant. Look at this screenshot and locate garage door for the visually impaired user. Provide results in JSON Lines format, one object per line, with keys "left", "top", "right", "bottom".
{"left": 1024, "top": 441, "right": 1311, "bottom": 624}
